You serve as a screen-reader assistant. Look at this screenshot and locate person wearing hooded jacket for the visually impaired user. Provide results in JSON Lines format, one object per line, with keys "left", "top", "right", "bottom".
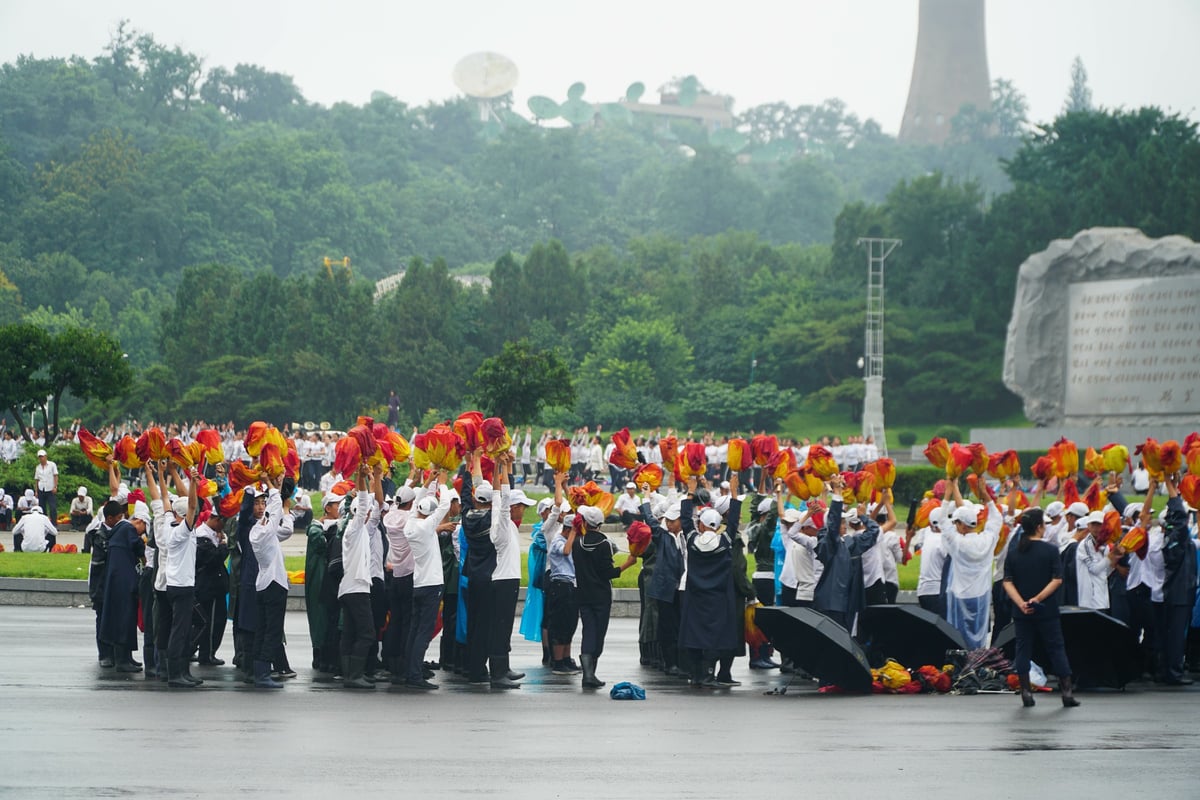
{"left": 940, "top": 477, "right": 1002, "bottom": 650}
{"left": 573, "top": 502, "right": 637, "bottom": 688}
{"left": 678, "top": 475, "right": 740, "bottom": 688}
{"left": 814, "top": 473, "right": 880, "bottom": 632}
{"left": 1158, "top": 473, "right": 1197, "bottom": 685}
{"left": 99, "top": 498, "right": 148, "bottom": 673}
{"left": 642, "top": 481, "right": 686, "bottom": 678}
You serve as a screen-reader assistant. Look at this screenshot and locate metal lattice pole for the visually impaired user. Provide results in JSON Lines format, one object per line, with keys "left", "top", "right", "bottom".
{"left": 856, "top": 238, "right": 900, "bottom": 458}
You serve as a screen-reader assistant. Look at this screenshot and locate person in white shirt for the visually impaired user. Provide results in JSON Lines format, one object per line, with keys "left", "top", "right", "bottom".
{"left": 486, "top": 453, "right": 535, "bottom": 688}
{"left": 1131, "top": 463, "right": 1150, "bottom": 494}
{"left": 909, "top": 506, "right": 947, "bottom": 618}
{"left": 862, "top": 498, "right": 898, "bottom": 605}
{"left": 337, "top": 464, "right": 382, "bottom": 689}
{"left": 381, "top": 483, "right": 417, "bottom": 684}
{"left": 940, "top": 479, "right": 1002, "bottom": 649}
{"left": 147, "top": 461, "right": 201, "bottom": 688}
{"left": 0, "top": 489, "right": 12, "bottom": 530}
{"left": 34, "top": 449, "right": 59, "bottom": 523}
{"left": 249, "top": 472, "right": 298, "bottom": 688}
{"left": 70, "top": 486, "right": 94, "bottom": 530}
{"left": 518, "top": 427, "right": 532, "bottom": 486}
{"left": 780, "top": 504, "right": 820, "bottom": 607}
{"left": 402, "top": 470, "right": 452, "bottom": 689}
{"left": 586, "top": 435, "right": 605, "bottom": 484}
{"left": 615, "top": 482, "right": 642, "bottom": 525}
{"left": 12, "top": 504, "right": 57, "bottom": 552}
{"left": 1075, "top": 512, "right": 1118, "bottom": 612}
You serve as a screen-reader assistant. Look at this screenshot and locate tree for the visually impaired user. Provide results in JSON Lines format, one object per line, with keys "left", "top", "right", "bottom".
{"left": 469, "top": 340, "right": 575, "bottom": 423}
{"left": 44, "top": 326, "right": 133, "bottom": 440}
{"left": 0, "top": 323, "right": 52, "bottom": 441}
{"left": 679, "top": 380, "right": 795, "bottom": 430}
{"left": 1063, "top": 56, "right": 1093, "bottom": 114}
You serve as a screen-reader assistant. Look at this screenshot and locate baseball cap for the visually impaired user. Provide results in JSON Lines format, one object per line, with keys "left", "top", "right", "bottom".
{"left": 578, "top": 505, "right": 604, "bottom": 527}
{"left": 37, "top": 449, "right": 46, "bottom": 456}
{"left": 1066, "top": 502, "right": 1089, "bottom": 518}
{"left": 1085, "top": 511, "right": 1104, "bottom": 526}
{"left": 508, "top": 489, "right": 537, "bottom": 507}
{"left": 781, "top": 508, "right": 802, "bottom": 524}
{"left": 416, "top": 496, "right": 438, "bottom": 516}
{"left": 473, "top": 483, "right": 494, "bottom": 504}
{"left": 1045, "top": 501, "right": 1065, "bottom": 518}
{"left": 662, "top": 504, "right": 682, "bottom": 521}
{"left": 77, "top": 486, "right": 87, "bottom": 497}
{"left": 757, "top": 498, "right": 773, "bottom": 514}
{"left": 712, "top": 495, "right": 731, "bottom": 515}
{"left": 396, "top": 486, "right": 416, "bottom": 505}
{"left": 952, "top": 506, "right": 979, "bottom": 527}
{"left": 698, "top": 508, "right": 723, "bottom": 530}
{"left": 536, "top": 498, "right": 555, "bottom": 515}
{"left": 625, "top": 482, "right": 636, "bottom": 490}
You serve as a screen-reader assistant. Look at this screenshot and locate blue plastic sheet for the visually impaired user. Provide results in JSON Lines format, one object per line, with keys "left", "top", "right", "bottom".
{"left": 609, "top": 681, "right": 646, "bottom": 700}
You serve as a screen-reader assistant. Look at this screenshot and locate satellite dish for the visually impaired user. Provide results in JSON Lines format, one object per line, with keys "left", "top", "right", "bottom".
{"left": 528, "top": 96, "right": 561, "bottom": 120}
{"left": 625, "top": 82, "right": 645, "bottom": 103}
{"left": 598, "top": 102, "right": 633, "bottom": 125}
{"left": 567, "top": 81, "right": 587, "bottom": 101}
{"left": 560, "top": 98, "right": 595, "bottom": 126}
{"left": 452, "top": 52, "right": 519, "bottom": 99}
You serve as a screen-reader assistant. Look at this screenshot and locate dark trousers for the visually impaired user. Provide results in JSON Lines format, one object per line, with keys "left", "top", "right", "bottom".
{"left": 1127, "top": 585, "right": 1158, "bottom": 671}
{"left": 465, "top": 577, "right": 493, "bottom": 678}
{"left": 489, "top": 578, "right": 519, "bottom": 658}
{"left": 37, "top": 490, "right": 56, "bottom": 525}
{"left": 164, "top": 586, "right": 195, "bottom": 662}
{"left": 339, "top": 591, "right": 375, "bottom": 659}
{"left": 1012, "top": 614, "right": 1072, "bottom": 677}
{"left": 254, "top": 583, "right": 288, "bottom": 664}
{"left": 865, "top": 580, "right": 887, "bottom": 606}
{"left": 578, "top": 600, "right": 612, "bottom": 658}
{"left": 884, "top": 582, "right": 899, "bottom": 604}
{"left": 369, "top": 579, "right": 387, "bottom": 667}
{"left": 918, "top": 593, "right": 947, "bottom": 619}
{"left": 154, "top": 590, "right": 172, "bottom": 652}
{"left": 382, "top": 572, "right": 414, "bottom": 662}
{"left": 406, "top": 585, "right": 442, "bottom": 681}
{"left": 779, "top": 585, "right": 798, "bottom": 606}
{"left": 656, "top": 596, "right": 680, "bottom": 666}
{"left": 753, "top": 577, "right": 776, "bottom": 607}
{"left": 195, "top": 591, "right": 227, "bottom": 659}
{"left": 991, "top": 581, "right": 1013, "bottom": 645}
{"left": 439, "top": 592, "right": 458, "bottom": 666}
{"left": 93, "top": 604, "right": 112, "bottom": 661}
{"left": 1163, "top": 604, "right": 1191, "bottom": 682}
{"left": 817, "top": 608, "right": 849, "bottom": 630}
{"left": 547, "top": 580, "right": 579, "bottom": 644}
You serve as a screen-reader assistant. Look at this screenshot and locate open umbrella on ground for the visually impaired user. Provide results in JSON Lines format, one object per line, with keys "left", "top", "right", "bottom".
{"left": 993, "top": 607, "right": 1140, "bottom": 689}
{"left": 857, "top": 604, "right": 967, "bottom": 669}
{"left": 754, "top": 607, "right": 873, "bottom": 693}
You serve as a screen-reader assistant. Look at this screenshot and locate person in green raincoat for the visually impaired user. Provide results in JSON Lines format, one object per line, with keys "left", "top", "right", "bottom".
{"left": 305, "top": 490, "right": 343, "bottom": 672}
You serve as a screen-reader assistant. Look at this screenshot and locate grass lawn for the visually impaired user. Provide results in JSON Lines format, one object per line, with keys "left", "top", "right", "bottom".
{"left": 0, "top": 552, "right": 92, "bottom": 579}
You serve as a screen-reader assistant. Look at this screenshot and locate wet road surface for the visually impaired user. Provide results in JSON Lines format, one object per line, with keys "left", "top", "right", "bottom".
{"left": 1, "top": 606, "right": 1198, "bottom": 798}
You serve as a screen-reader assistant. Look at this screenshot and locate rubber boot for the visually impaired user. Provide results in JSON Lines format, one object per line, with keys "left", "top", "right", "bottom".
{"left": 1018, "top": 673, "right": 1035, "bottom": 707}
{"left": 506, "top": 663, "right": 526, "bottom": 681}
{"left": 716, "top": 655, "right": 740, "bottom": 686}
{"left": 389, "top": 657, "right": 406, "bottom": 686}
{"left": 115, "top": 652, "right": 141, "bottom": 673}
{"left": 700, "top": 661, "right": 721, "bottom": 689}
{"left": 143, "top": 646, "right": 158, "bottom": 678}
{"left": 254, "top": 660, "right": 283, "bottom": 689}
{"left": 343, "top": 656, "right": 374, "bottom": 689}
{"left": 490, "top": 656, "right": 522, "bottom": 689}
{"left": 580, "top": 654, "right": 605, "bottom": 688}
{"left": 639, "top": 642, "right": 652, "bottom": 666}
{"left": 182, "top": 659, "right": 204, "bottom": 687}
{"left": 1059, "top": 675, "right": 1081, "bottom": 707}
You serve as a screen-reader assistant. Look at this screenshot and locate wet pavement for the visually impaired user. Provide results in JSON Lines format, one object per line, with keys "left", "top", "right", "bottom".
{"left": 1, "top": 606, "right": 1198, "bottom": 798}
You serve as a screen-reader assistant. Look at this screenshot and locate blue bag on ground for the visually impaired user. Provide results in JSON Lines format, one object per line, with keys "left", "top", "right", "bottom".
{"left": 609, "top": 681, "right": 646, "bottom": 700}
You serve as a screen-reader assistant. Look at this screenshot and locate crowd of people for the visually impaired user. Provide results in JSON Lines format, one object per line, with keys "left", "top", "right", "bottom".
{"left": 4, "top": 417, "right": 1199, "bottom": 704}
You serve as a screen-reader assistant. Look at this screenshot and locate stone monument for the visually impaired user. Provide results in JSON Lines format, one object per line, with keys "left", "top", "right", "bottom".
{"left": 1003, "top": 227, "right": 1200, "bottom": 428}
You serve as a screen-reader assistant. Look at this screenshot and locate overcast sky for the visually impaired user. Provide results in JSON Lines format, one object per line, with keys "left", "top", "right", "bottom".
{"left": 2, "top": 0, "right": 1197, "bottom": 133}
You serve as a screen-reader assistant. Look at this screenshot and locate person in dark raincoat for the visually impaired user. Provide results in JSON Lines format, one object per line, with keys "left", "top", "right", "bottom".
{"left": 306, "top": 490, "right": 342, "bottom": 672}
{"left": 814, "top": 473, "right": 879, "bottom": 633}
{"left": 679, "top": 475, "right": 739, "bottom": 688}
{"left": 716, "top": 473, "right": 754, "bottom": 685}
{"left": 232, "top": 489, "right": 258, "bottom": 682}
{"left": 99, "top": 499, "right": 148, "bottom": 672}
{"left": 643, "top": 484, "right": 685, "bottom": 678}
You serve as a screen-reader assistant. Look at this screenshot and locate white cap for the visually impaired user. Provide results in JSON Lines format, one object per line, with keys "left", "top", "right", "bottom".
{"left": 952, "top": 506, "right": 979, "bottom": 527}
{"left": 445, "top": 488, "right": 461, "bottom": 503}
{"left": 844, "top": 508, "right": 861, "bottom": 526}
{"left": 698, "top": 507, "right": 723, "bottom": 530}
{"left": 29, "top": 504, "right": 42, "bottom": 514}
{"left": 536, "top": 497, "right": 556, "bottom": 515}
{"left": 578, "top": 505, "right": 604, "bottom": 527}
{"left": 473, "top": 483, "right": 494, "bottom": 504}
{"left": 508, "top": 489, "right": 537, "bottom": 507}
{"left": 171, "top": 496, "right": 189, "bottom": 517}
{"left": 396, "top": 486, "right": 416, "bottom": 505}
{"left": 781, "top": 508, "right": 802, "bottom": 524}
{"left": 929, "top": 507, "right": 945, "bottom": 529}
{"left": 757, "top": 498, "right": 773, "bottom": 514}
{"left": 131, "top": 501, "right": 152, "bottom": 525}
{"left": 1045, "top": 501, "right": 1065, "bottom": 518}
{"left": 1121, "top": 504, "right": 1140, "bottom": 520}
{"left": 1085, "top": 511, "right": 1105, "bottom": 526}
{"left": 1066, "top": 502, "right": 1089, "bottom": 518}
{"left": 416, "top": 496, "right": 438, "bottom": 516}
{"left": 322, "top": 492, "right": 344, "bottom": 509}
{"left": 23, "top": 489, "right": 34, "bottom": 499}
{"left": 625, "top": 482, "right": 636, "bottom": 490}
{"left": 77, "top": 486, "right": 88, "bottom": 497}
{"left": 712, "top": 495, "right": 731, "bottom": 515}
{"left": 294, "top": 493, "right": 312, "bottom": 510}
{"left": 37, "top": 449, "right": 46, "bottom": 456}
{"left": 663, "top": 504, "right": 682, "bottom": 521}
{"left": 720, "top": 481, "right": 730, "bottom": 489}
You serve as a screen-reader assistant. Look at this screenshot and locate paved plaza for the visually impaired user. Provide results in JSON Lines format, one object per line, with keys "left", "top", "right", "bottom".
{"left": 1, "top": 606, "right": 1198, "bottom": 798}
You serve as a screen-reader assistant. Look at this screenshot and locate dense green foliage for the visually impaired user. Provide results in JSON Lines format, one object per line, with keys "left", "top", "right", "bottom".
{"left": 1, "top": 27, "right": 1198, "bottom": 433}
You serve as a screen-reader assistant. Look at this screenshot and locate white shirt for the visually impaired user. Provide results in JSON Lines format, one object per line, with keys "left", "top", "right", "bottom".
{"left": 338, "top": 495, "right": 377, "bottom": 597}
{"left": 940, "top": 502, "right": 1001, "bottom": 599}
{"left": 615, "top": 492, "right": 641, "bottom": 515}
{"left": 249, "top": 490, "right": 295, "bottom": 592}
{"left": 862, "top": 536, "right": 885, "bottom": 585}
{"left": 1126, "top": 527, "right": 1164, "bottom": 594}
{"left": 491, "top": 488, "right": 521, "bottom": 581}
{"left": 916, "top": 528, "right": 944, "bottom": 597}
{"left": 880, "top": 530, "right": 903, "bottom": 585}
{"left": 1075, "top": 534, "right": 1114, "bottom": 609}
{"left": 781, "top": 522, "right": 819, "bottom": 600}
{"left": 164, "top": 517, "right": 196, "bottom": 589}
{"left": 152, "top": 500, "right": 171, "bottom": 591}
{"left": 12, "top": 511, "right": 56, "bottom": 551}
{"left": 382, "top": 505, "right": 415, "bottom": 578}
{"left": 407, "top": 488, "right": 451, "bottom": 588}
{"left": 35, "top": 460, "right": 58, "bottom": 491}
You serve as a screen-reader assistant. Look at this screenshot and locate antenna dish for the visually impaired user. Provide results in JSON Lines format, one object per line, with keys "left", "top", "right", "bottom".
{"left": 452, "top": 52, "right": 519, "bottom": 99}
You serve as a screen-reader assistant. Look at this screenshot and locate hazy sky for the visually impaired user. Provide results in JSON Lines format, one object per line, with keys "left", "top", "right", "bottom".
{"left": 2, "top": 0, "right": 1197, "bottom": 133}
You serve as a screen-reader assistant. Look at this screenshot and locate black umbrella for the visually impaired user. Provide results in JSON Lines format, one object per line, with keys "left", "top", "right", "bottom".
{"left": 993, "top": 607, "right": 1140, "bottom": 689}
{"left": 754, "top": 607, "right": 873, "bottom": 693}
{"left": 857, "top": 604, "right": 967, "bottom": 669}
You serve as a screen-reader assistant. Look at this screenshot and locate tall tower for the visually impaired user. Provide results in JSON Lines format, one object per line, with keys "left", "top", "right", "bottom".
{"left": 899, "top": 0, "right": 991, "bottom": 144}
